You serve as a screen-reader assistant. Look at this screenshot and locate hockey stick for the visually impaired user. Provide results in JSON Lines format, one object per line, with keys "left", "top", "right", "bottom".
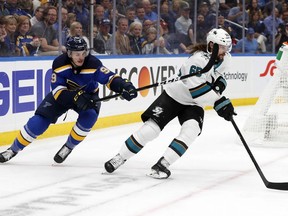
{"left": 95, "top": 43, "right": 219, "bottom": 102}
{"left": 231, "top": 117, "right": 288, "bottom": 190}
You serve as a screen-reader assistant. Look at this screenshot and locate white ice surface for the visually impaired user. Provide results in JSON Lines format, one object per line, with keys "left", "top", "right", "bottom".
{"left": 1, "top": 106, "right": 288, "bottom": 216}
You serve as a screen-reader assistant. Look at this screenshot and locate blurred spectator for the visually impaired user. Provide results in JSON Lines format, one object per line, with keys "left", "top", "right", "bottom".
{"left": 135, "top": 5, "right": 145, "bottom": 24}
{"left": 92, "top": 24, "right": 105, "bottom": 54}
{"left": 175, "top": 1, "right": 192, "bottom": 36}
{"left": 53, "top": 6, "right": 69, "bottom": 45}
{"left": 142, "top": 26, "right": 171, "bottom": 54}
{"left": 227, "top": 1, "right": 249, "bottom": 39}
{"left": 142, "top": 19, "right": 154, "bottom": 37}
{"left": 66, "top": 12, "right": 77, "bottom": 29}
{"left": 30, "top": 6, "right": 65, "bottom": 55}
{"left": 6, "top": 0, "right": 31, "bottom": 17}
{"left": 126, "top": 5, "right": 136, "bottom": 26}
{"left": 18, "top": 0, "right": 34, "bottom": 17}
{"left": 68, "top": 21, "right": 90, "bottom": 49}
{"left": 0, "top": 16, "right": 9, "bottom": 56}
{"left": 247, "top": 10, "right": 267, "bottom": 53}
{"left": 94, "top": 4, "right": 105, "bottom": 27}
{"left": 30, "top": 6, "right": 44, "bottom": 26}
{"left": 282, "top": 8, "right": 288, "bottom": 23}
{"left": 115, "top": 17, "right": 133, "bottom": 55}
{"left": 263, "top": 0, "right": 282, "bottom": 17}
{"left": 95, "top": 18, "right": 111, "bottom": 54}
{"left": 0, "top": 0, "right": 9, "bottom": 16}
{"left": 179, "top": 13, "right": 209, "bottom": 54}
{"left": 3, "top": 15, "right": 18, "bottom": 56}
{"left": 99, "top": 0, "right": 110, "bottom": 18}
{"left": 198, "top": 2, "right": 215, "bottom": 30}
{"left": 225, "top": 0, "right": 238, "bottom": 8}
{"left": 117, "top": 0, "right": 129, "bottom": 16}
{"left": 142, "top": 0, "right": 158, "bottom": 22}
{"left": 74, "top": 0, "right": 89, "bottom": 35}
{"left": 64, "top": 0, "right": 75, "bottom": 13}
{"left": 128, "top": 21, "right": 145, "bottom": 54}
{"left": 263, "top": 8, "right": 283, "bottom": 47}
{"left": 193, "top": 13, "right": 209, "bottom": 44}
{"left": 234, "top": 28, "right": 259, "bottom": 53}
{"left": 275, "top": 22, "right": 288, "bottom": 51}
{"left": 32, "top": 0, "right": 41, "bottom": 13}
{"left": 174, "top": 1, "right": 192, "bottom": 48}
{"left": 15, "top": 15, "right": 40, "bottom": 56}
{"left": 170, "top": 0, "right": 181, "bottom": 20}
{"left": 160, "top": 1, "right": 176, "bottom": 33}
{"left": 246, "top": 0, "right": 263, "bottom": 21}
{"left": 215, "top": 14, "right": 237, "bottom": 40}
{"left": 40, "top": 0, "right": 55, "bottom": 8}
{"left": 219, "top": 0, "right": 232, "bottom": 17}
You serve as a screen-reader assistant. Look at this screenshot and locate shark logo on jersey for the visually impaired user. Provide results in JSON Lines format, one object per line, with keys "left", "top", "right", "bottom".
{"left": 152, "top": 106, "right": 163, "bottom": 117}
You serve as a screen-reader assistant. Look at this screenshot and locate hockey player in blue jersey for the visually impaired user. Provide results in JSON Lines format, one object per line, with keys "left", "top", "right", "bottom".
{"left": 104, "top": 28, "right": 236, "bottom": 179}
{"left": 0, "top": 36, "right": 138, "bottom": 163}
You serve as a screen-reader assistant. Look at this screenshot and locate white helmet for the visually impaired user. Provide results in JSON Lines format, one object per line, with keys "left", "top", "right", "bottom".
{"left": 206, "top": 28, "right": 232, "bottom": 52}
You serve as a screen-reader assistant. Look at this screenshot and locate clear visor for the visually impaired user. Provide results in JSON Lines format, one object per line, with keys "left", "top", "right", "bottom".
{"left": 219, "top": 44, "right": 232, "bottom": 53}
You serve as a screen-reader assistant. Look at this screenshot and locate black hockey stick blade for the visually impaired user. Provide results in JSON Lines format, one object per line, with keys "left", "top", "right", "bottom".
{"left": 231, "top": 117, "right": 288, "bottom": 190}
{"left": 96, "top": 43, "right": 219, "bottom": 102}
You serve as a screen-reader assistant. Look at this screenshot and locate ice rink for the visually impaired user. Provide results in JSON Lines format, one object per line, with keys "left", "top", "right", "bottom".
{"left": 1, "top": 106, "right": 288, "bottom": 216}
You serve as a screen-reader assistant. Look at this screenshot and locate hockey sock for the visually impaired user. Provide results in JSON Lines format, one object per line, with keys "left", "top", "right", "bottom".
{"left": 119, "top": 119, "right": 161, "bottom": 160}
{"left": 65, "top": 109, "right": 98, "bottom": 149}
{"left": 11, "top": 115, "right": 51, "bottom": 152}
{"left": 66, "top": 122, "right": 91, "bottom": 149}
{"left": 163, "top": 119, "right": 200, "bottom": 165}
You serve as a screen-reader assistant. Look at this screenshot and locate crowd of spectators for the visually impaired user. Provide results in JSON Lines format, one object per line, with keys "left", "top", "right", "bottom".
{"left": 0, "top": 0, "right": 287, "bottom": 57}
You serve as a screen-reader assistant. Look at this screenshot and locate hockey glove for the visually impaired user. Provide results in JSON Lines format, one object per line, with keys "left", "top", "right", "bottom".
{"left": 212, "top": 76, "right": 227, "bottom": 95}
{"left": 73, "top": 90, "right": 98, "bottom": 111}
{"left": 214, "top": 96, "right": 237, "bottom": 121}
{"left": 121, "top": 80, "right": 137, "bottom": 101}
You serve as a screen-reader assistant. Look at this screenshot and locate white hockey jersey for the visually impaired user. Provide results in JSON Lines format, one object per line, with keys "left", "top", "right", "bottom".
{"left": 164, "top": 50, "right": 231, "bottom": 108}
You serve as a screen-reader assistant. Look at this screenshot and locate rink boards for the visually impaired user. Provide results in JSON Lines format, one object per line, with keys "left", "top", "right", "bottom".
{"left": 0, "top": 54, "right": 276, "bottom": 145}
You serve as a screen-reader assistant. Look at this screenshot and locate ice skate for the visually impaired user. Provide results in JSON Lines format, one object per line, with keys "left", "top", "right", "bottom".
{"left": 54, "top": 144, "right": 72, "bottom": 163}
{"left": 0, "top": 148, "right": 17, "bottom": 163}
{"left": 104, "top": 153, "right": 126, "bottom": 173}
{"left": 147, "top": 157, "right": 171, "bottom": 179}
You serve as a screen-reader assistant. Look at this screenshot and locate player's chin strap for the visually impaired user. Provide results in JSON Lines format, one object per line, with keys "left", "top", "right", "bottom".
{"left": 95, "top": 43, "right": 219, "bottom": 102}
{"left": 231, "top": 116, "right": 288, "bottom": 190}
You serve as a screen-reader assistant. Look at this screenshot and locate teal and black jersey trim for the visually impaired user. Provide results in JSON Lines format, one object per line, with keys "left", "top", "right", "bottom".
{"left": 189, "top": 83, "right": 212, "bottom": 98}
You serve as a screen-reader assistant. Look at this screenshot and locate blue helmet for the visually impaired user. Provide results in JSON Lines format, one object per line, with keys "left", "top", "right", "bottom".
{"left": 66, "top": 36, "right": 87, "bottom": 51}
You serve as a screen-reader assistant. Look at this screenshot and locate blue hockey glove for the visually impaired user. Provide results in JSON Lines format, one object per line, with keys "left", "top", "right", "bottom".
{"left": 214, "top": 96, "right": 237, "bottom": 121}
{"left": 121, "top": 80, "right": 137, "bottom": 101}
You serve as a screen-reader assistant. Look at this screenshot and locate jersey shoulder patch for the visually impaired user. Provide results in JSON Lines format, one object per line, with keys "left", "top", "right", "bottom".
{"left": 52, "top": 54, "right": 71, "bottom": 72}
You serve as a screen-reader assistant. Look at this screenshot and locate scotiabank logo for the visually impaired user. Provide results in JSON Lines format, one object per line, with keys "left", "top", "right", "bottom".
{"left": 260, "top": 60, "right": 276, "bottom": 77}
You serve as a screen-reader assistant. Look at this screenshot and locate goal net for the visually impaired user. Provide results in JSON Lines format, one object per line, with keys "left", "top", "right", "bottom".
{"left": 241, "top": 43, "right": 288, "bottom": 147}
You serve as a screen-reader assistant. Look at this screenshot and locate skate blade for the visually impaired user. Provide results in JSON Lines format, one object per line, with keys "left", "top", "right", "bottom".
{"left": 146, "top": 170, "right": 168, "bottom": 179}
{"left": 101, "top": 169, "right": 113, "bottom": 175}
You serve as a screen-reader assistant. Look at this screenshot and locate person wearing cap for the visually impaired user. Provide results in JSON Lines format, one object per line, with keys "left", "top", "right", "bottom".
{"left": 175, "top": 1, "right": 192, "bottom": 36}
{"left": 96, "top": 18, "right": 112, "bottom": 54}
{"left": 234, "top": 27, "right": 259, "bottom": 53}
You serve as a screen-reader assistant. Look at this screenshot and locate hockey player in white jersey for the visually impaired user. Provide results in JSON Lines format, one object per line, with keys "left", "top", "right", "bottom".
{"left": 104, "top": 28, "right": 236, "bottom": 179}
